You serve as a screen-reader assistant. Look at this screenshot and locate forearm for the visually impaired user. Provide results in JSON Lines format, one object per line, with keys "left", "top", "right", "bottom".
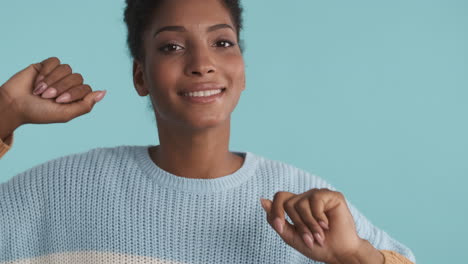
{"left": 0, "top": 87, "right": 21, "bottom": 141}
{"left": 331, "top": 239, "right": 384, "bottom": 264}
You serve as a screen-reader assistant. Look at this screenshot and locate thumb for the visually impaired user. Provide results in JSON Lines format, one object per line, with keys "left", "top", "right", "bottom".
{"left": 2, "top": 63, "right": 44, "bottom": 96}
{"left": 9, "top": 63, "right": 43, "bottom": 84}
{"left": 62, "top": 90, "right": 106, "bottom": 120}
{"left": 31, "top": 63, "right": 44, "bottom": 85}
{"left": 31, "top": 63, "right": 43, "bottom": 73}
{"left": 260, "top": 198, "right": 272, "bottom": 214}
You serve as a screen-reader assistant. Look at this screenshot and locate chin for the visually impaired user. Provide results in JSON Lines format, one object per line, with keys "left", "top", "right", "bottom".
{"left": 183, "top": 114, "right": 230, "bottom": 130}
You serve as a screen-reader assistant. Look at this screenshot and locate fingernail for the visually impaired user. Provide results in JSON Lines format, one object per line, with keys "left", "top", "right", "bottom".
{"left": 303, "top": 233, "right": 314, "bottom": 249}
{"left": 33, "top": 82, "right": 47, "bottom": 95}
{"left": 274, "top": 218, "right": 283, "bottom": 234}
{"left": 314, "top": 232, "right": 324, "bottom": 246}
{"left": 56, "top": 93, "right": 71, "bottom": 103}
{"left": 260, "top": 198, "right": 267, "bottom": 210}
{"left": 94, "top": 91, "right": 106, "bottom": 103}
{"left": 41, "top": 88, "right": 57, "bottom": 99}
{"left": 319, "top": 221, "right": 329, "bottom": 230}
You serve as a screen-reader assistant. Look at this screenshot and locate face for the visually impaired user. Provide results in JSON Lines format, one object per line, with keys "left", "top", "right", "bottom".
{"left": 133, "top": 0, "right": 245, "bottom": 131}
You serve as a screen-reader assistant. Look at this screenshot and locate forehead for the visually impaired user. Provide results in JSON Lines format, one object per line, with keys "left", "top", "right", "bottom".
{"left": 149, "top": 0, "right": 234, "bottom": 31}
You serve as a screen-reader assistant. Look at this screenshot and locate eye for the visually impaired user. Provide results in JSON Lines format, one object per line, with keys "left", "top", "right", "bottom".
{"left": 215, "top": 40, "right": 236, "bottom": 48}
{"left": 159, "top": 43, "right": 184, "bottom": 53}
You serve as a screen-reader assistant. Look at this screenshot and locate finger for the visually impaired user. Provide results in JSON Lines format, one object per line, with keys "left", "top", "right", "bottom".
{"left": 309, "top": 190, "right": 331, "bottom": 231}
{"left": 285, "top": 198, "right": 318, "bottom": 248}
{"left": 270, "top": 192, "right": 296, "bottom": 234}
{"left": 261, "top": 198, "right": 305, "bottom": 251}
{"left": 58, "top": 90, "right": 106, "bottom": 122}
{"left": 34, "top": 57, "right": 60, "bottom": 90}
{"left": 55, "top": 84, "right": 92, "bottom": 104}
{"left": 42, "top": 73, "right": 84, "bottom": 99}
{"left": 40, "top": 64, "right": 73, "bottom": 95}
{"left": 311, "top": 189, "right": 343, "bottom": 223}
{"left": 34, "top": 63, "right": 71, "bottom": 96}
{"left": 293, "top": 197, "right": 327, "bottom": 247}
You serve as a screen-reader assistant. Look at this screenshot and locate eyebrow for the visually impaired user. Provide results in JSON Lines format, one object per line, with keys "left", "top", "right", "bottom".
{"left": 153, "top": 23, "right": 234, "bottom": 38}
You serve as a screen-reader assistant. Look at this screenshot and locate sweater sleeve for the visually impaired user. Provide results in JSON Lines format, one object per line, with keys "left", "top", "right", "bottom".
{"left": 0, "top": 133, "right": 13, "bottom": 158}
{"left": 346, "top": 200, "right": 416, "bottom": 264}
{"left": 381, "top": 250, "right": 415, "bottom": 264}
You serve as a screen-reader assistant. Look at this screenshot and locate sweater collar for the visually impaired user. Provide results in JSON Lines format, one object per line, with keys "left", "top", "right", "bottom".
{"left": 134, "top": 145, "right": 259, "bottom": 194}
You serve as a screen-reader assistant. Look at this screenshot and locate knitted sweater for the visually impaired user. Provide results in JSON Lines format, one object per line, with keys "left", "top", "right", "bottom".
{"left": 0, "top": 135, "right": 415, "bottom": 264}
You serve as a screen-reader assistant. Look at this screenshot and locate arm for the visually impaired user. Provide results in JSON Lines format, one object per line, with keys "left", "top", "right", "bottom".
{"left": 381, "top": 250, "right": 415, "bottom": 264}
{"left": 0, "top": 57, "right": 105, "bottom": 159}
{"left": 332, "top": 239, "right": 414, "bottom": 264}
{"left": 0, "top": 86, "right": 20, "bottom": 158}
{"left": 346, "top": 200, "right": 416, "bottom": 264}
{"left": 332, "top": 239, "right": 384, "bottom": 264}
{"left": 261, "top": 185, "right": 415, "bottom": 264}
{"left": 288, "top": 172, "right": 416, "bottom": 264}
{"left": 317, "top": 207, "right": 415, "bottom": 264}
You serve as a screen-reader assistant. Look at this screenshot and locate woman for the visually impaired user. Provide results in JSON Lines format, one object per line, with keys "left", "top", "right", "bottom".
{"left": 0, "top": 0, "right": 416, "bottom": 263}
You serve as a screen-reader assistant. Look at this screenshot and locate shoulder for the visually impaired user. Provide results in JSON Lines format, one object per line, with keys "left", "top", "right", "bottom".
{"left": 0, "top": 145, "right": 143, "bottom": 192}
{"left": 250, "top": 152, "right": 337, "bottom": 193}
{"left": 29, "top": 145, "right": 132, "bottom": 171}
{"left": 0, "top": 145, "right": 146, "bottom": 218}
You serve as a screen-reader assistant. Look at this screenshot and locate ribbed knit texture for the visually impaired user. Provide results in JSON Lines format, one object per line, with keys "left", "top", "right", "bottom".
{"left": 381, "top": 250, "right": 415, "bottom": 264}
{"left": 0, "top": 145, "right": 416, "bottom": 264}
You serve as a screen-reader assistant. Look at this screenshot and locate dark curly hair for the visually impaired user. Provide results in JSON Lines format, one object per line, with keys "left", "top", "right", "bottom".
{"left": 124, "top": 0, "right": 244, "bottom": 62}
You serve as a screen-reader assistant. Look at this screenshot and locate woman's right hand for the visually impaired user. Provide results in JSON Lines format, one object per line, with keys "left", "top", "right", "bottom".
{"left": 0, "top": 57, "right": 106, "bottom": 126}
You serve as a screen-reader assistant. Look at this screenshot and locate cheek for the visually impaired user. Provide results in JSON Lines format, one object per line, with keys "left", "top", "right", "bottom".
{"left": 145, "top": 61, "right": 180, "bottom": 117}
{"left": 148, "top": 61, "right": 177, "bottom": 93}
{"left": 226, "top": 56, "right": 245, "bottom": 89}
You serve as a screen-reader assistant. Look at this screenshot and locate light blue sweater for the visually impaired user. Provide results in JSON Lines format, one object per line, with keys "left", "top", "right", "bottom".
{"left": 0, "top": 145, "right": 415, "bottom": 263}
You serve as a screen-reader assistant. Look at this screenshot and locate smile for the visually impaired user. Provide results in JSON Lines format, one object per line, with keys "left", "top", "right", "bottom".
{"left": 181, "top": 88, "right": 226, "bottom": 97}
{"left": 179, "top": 88, "right": 226, "bottom": 104}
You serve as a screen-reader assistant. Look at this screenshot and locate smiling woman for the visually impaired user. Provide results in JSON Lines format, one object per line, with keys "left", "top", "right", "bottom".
{"left": 129, "top": 0, "right": 247, "bottom": 180}
{"left": 0, "top": 0, "right": 416, "bottom": 263}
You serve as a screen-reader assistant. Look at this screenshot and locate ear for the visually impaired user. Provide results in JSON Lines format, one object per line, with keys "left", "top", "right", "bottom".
{"left": 133, "top": 59, "right": 149, "bottom": 96}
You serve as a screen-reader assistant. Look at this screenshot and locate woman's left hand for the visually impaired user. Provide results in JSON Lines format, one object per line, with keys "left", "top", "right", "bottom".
{"left": 260, "top": 188, "right": 370, "bottom": 263}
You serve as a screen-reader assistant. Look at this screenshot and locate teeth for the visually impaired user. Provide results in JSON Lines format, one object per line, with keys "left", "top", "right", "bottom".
{"left": 183, "top": 89, "right": 223, "bottom": 97}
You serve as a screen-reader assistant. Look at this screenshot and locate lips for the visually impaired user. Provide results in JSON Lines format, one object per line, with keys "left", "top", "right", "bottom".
{"left": 178, "top": 87, "right": 226, "bottom": 104}
{"left": 178, "top": 82, "right": 225, "bottom": 95}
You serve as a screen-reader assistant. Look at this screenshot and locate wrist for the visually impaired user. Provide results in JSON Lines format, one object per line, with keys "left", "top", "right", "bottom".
{"left": 0, "top": 86, "right": 22, "bottom": 140}
{"left": 331, "top": 239, "right": 384, "bottom": 264}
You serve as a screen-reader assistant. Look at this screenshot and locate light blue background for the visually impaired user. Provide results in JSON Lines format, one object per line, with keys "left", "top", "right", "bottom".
{"left": 1, "top": 0, "right": 467, "bottom": 263}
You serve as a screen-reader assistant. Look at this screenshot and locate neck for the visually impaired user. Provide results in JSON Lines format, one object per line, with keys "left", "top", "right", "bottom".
{"left": 149, "top": 117, "right": 244, "bottom": 179}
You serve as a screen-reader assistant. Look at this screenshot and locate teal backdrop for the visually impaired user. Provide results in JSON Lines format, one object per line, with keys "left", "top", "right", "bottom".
{"left": 1, "top": 1, "right": 467, "bottom": 263}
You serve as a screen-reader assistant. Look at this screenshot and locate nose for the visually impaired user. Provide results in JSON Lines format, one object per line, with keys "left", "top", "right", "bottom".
{"left": 184, "top": 46, "right": 216, "bottom": 77}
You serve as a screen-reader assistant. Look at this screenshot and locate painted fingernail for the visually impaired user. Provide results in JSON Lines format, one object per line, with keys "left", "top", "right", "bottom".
{"left": 33, "top": 82, "right": 47, "bottom": 95}
{"left": 319, "top": 221, "right": 329, "bottom": 230}
{"left": 274, "top": 218, "right": 283, "bottom": 234}
{"left": 56, "top": 93, "right": 71, "bottom": 103}
{"left": 260, "top": 198, "right": 267, "bottom": 210}
{"left": 94, "top": 91, "right": 106, "bottom": 103}
{"left": 303, "top": 233, "right": 314, "bottom": 249}
{"left": 42, "top": 88, "right": 57, "bottom": 99}
{"left": 314, "top": 232, "right": 324, "bottom": 246}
